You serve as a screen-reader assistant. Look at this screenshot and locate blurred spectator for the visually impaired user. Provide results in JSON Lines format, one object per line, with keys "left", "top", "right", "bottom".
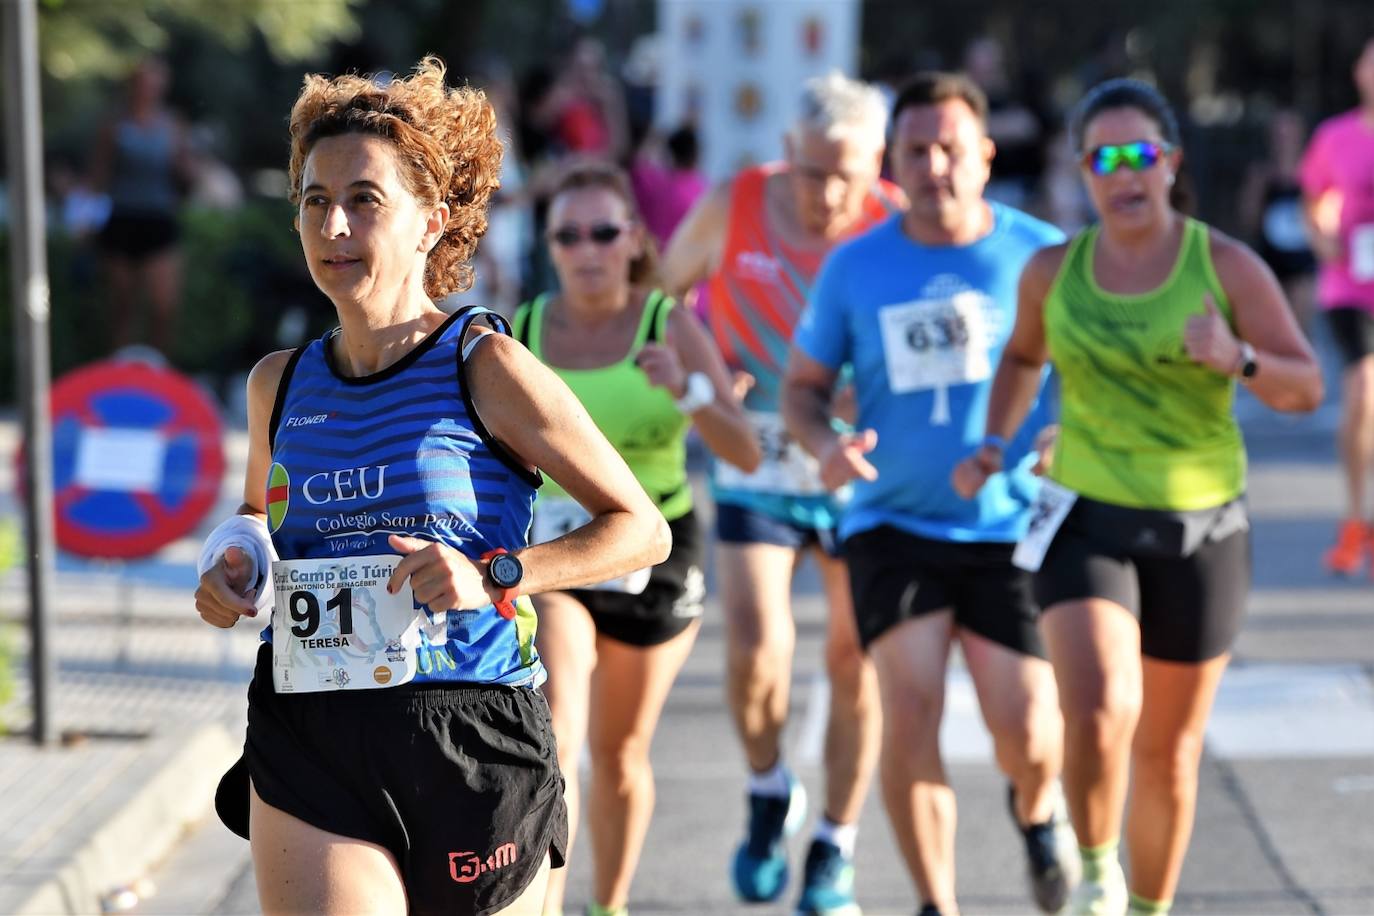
{"left": 1299, "top": 35, "right": 1374, "bottom": 576}
{"left": 1036, "top": 126, "right": 1095, "bottom": 233}
{"left": 461, "top": 61, "right": 536, "bottom": 316}
{"left": 87, "top": 57, "right": 193, "bottom": 355}
{"left": 622, "top": 32, "right": 661, "bottom": 150}
{"left": 47, "top": 155, "right": 110, "bottom": 240}
{"left": 631, "top": 124, "right": 708, "bottom": 248}
{"left": 1238, "top": 108, "right": 1316, "bottom": 330}
{"left": 556, "top": 37, "right": 630, "bottom": 160}
{"left": 963, "top": 35, "right": 1049, "bottom": 209}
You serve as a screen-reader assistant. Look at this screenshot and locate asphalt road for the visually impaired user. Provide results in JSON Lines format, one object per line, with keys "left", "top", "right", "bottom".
{"left": 110, "top": 379, "right": 1374, "bottom": 916}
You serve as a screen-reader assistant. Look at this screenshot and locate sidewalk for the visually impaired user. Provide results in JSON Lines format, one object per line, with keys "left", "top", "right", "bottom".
{"left": 0, "top": 418, "right": 257, "bottom": 916}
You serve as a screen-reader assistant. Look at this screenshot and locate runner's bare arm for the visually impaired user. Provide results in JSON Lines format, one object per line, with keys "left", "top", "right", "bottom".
{"left": 1208, "top": 231, "right": 1323, "bottom": 412}
{"left": 193, "top": 350, "right": 291, "bottom": 627}
{"left": 467, "top": 332, "right": 671, "bottom": 592}
{"left": 1300, "top": 190, "right": 1341, "bottom": 262}
{"left": 241, "top": 350, "right": 295, "bottom": 519}
{"left": 783, "top": 346, "right": 878, "bottom": 491}
{"left": 984, "top": 243, "right": 1066, "bottom": 442}
{"left": 661, "top": 181, "right": 730, "bottom": 298}
{"left": 951, "top": 245, "right": 1065, "bottom": 498}
{"left": 661, "top": 306, "right": 761, "bottom": 471}
{"left": 782, "top": 346, "right": 841, "bottom": 461}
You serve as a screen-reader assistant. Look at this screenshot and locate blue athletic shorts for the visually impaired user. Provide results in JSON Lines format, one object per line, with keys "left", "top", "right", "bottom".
{"left": 714, "top": 501, "right": 840, "bottom": 557}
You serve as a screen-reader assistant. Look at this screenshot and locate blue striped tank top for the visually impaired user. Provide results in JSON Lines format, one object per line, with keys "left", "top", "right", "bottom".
{"left": 264, "top": 306, "right": 544, "bottom": 686}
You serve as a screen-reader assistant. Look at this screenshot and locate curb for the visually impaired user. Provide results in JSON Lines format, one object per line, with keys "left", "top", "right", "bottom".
{"left": 15, "top": 722, "right": 240, "bottom": 916}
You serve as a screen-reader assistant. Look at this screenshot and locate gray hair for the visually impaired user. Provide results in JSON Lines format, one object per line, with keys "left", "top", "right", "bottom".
{"left": 789, "top": 71, "right": 888, "bottom": 151}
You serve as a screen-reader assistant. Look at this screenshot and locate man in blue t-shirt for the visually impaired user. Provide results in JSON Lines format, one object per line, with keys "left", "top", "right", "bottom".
{"left": 782, "top": 72, "right": 1076, "bottom": 916}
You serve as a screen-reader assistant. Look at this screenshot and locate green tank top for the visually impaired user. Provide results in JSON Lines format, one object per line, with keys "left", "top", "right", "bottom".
{"left": 1043, "top": 218, "right": 1245, "bottom": 511}
{"left": 514, "top": 290, "right": 693, "bottom": 521}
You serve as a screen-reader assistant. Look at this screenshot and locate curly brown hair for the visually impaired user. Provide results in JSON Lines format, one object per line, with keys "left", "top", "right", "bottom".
{"left": 550, "top": 161, "right": 659, "bottom": 286}
{"left": 287, "top": 56, "right": 502, "bottom": 299}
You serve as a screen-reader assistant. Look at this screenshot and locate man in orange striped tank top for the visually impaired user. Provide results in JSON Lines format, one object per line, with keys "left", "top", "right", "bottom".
{"left": 664, "top": 72, "right": 903, "bottom": 914}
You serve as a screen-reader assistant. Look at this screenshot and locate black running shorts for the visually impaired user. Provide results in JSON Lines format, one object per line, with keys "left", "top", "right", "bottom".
{"left": 843, "top": 525, "right": 1045, "bottom": 657}
{"left": 97, "top": 211, "right": 180, "bottom": 260}
{"left": 217, "top": 644, "right": 568, "bottom": 915}
{"left": 1324, "top": 305, "right": 1374, "bottom": 367}
{"left": 1035, "top": 496, "right": 1251, "bottom": 662}
{"left": 565, "top": 510, "right": 705, "bottom": 647}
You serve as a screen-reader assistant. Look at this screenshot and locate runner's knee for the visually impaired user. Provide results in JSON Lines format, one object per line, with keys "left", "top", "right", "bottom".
{"left": 1061, "top": 692, "right": 1140, "bottom": 761}
{"left": 823, "top": 634, "right": 869, "bottom": 693}
{"left": 729, "top": 626, "right": 793, "bottom": 677}
{"left": 881, "top": 682, "right": 945, "bottom": 746}
{"left": 589, "top": 733, "right": 653, "bottom": 793}
{"left": 1132, "top": 726, "right": 1205, "bottom": 789}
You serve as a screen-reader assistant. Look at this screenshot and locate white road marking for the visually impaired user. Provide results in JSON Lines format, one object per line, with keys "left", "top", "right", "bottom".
{"left": 796, "top": 664, "right": 1374, "bottom": 764}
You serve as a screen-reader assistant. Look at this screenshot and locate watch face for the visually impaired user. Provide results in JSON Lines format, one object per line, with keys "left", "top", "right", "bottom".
{"left": 490, "top": 554, "right": 523, "bottom": 588}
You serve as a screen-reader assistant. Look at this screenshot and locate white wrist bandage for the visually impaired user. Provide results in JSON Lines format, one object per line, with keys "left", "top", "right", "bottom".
{"left": 198, "top": 514, "right": 277, "bottom": 613}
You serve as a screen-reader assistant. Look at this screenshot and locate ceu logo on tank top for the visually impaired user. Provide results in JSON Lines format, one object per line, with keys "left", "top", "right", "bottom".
{"left": 266, "top": 307, "right": 543, "bottom": 686}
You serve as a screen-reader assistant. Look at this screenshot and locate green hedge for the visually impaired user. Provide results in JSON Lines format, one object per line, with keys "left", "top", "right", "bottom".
{"left": 0, "top": 199, "right": 330, "bottom": 404}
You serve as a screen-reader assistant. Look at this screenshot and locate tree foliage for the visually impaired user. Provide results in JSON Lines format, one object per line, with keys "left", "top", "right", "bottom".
{"left": 37, "top": 0, "right": 364, "bottom": 80}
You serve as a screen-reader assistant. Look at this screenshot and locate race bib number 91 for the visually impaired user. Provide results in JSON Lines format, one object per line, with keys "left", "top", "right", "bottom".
{"left": 271, "top": 554, "right": 423, "bottom": 694}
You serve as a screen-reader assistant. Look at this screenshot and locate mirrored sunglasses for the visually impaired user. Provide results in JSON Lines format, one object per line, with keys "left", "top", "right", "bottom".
{"left": 1084, "top": 140, "right": 1173, "bottom": 176}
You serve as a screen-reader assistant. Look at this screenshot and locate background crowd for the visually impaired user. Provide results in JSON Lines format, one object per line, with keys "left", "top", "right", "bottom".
{"left": 2, "top": 0, "right": 1373, "bottom": 405}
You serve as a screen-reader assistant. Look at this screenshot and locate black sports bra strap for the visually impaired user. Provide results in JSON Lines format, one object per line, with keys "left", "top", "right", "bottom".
{"left": 644, "top": 290, "right": 670, "bottom": 344}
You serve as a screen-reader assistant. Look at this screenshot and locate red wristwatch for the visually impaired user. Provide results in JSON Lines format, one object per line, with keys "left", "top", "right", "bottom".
{"left": 481, "top": 548, "right": 523, "bottom": 620}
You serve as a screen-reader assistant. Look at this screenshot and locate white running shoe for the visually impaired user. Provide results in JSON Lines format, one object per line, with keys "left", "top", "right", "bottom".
{"left": 1067, "top": 859, "right": 1127, "bottom": 916}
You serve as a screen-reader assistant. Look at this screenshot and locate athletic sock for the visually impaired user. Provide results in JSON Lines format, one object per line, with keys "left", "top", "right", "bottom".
{"left": 1127, "top": 892, "right": 1171, "bottom": 914}
{"left": 747, "top": 760, "right": 792, "bottom": 798}
{"left": 1079, "top": 839, "right": 1121, "bottom": 883}
{"left": 812, "top": 815, "right": 858, "bottom": 858}
{"left": 586, "top": 903, "right": 628, "bottom": 916}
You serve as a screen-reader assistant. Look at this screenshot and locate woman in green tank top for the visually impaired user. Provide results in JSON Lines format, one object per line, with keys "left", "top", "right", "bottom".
{"left": 957, "top": 81, "right": 1322, "bottom": 915}
{"left": 521, "top": 164, "right": 759, "bottom": 916}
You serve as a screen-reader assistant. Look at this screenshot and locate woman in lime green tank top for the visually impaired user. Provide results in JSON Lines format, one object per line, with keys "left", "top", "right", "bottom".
{"left": 520, "top": 164, "right": 759, "bottom": 916}
{"left": 957, "top": 81, "right": 1322, "bottom": 915}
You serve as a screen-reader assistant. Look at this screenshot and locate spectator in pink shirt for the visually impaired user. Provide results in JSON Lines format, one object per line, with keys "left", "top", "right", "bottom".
{"left": 633, "top": 124, "right": 709, "bottom": 320}
{"left": 1300, "top": 35, "right": 1374, "bottom": 576}
{"left": 632, "top": 125, "right": 708, "bottom": 247}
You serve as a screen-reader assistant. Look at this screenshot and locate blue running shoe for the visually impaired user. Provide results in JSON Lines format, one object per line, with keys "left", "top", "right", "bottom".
{"left": 731, "top": 773, "right": 807, "bottom": 902}
{"left": 795, "top": 838, "right": 861, "bottom": 915}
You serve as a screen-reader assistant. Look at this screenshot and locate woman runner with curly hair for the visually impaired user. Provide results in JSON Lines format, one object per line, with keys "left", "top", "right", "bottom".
{"left": 195, "top": 57, "right": 670, "bottom": 915}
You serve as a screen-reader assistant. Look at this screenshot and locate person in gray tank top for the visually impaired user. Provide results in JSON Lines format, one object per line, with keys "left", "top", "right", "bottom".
{"left": 89, "top": 57, "right": 192, "bottom": 355}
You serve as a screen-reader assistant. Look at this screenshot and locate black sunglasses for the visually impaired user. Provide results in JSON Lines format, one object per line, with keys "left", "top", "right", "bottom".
{"left": 549, "top": 223, "right": 627, "bottom": 247}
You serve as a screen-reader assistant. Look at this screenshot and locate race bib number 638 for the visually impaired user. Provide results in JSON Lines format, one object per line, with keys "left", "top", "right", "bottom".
{"left": 878, "top": 295, "right": 992, "bottom": 394}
